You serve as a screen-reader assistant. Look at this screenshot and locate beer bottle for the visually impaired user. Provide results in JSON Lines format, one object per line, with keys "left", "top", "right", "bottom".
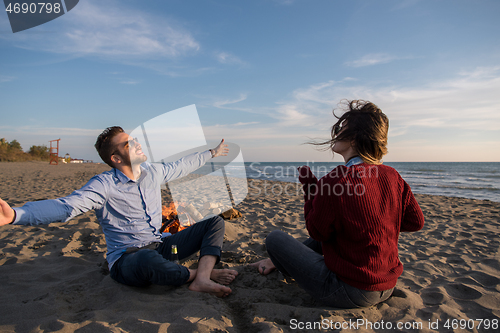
{"left": 170, "top": 245, "right": 179, "bottom": 264}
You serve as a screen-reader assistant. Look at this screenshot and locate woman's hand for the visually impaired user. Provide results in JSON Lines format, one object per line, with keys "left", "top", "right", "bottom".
{"left": 298, "top": 166, "right": 318, "bottom": 201}
{"left": 297, "top": 166, "right": 318, "bottom": 185}
{"left": 0, "top": 198, "right": 15, "bottom": 226}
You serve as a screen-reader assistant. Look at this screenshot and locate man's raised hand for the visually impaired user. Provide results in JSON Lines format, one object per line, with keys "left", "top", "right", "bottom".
{"left": 0, "top": 198, "right": 15, "bottom": 226}
{"left": 212, "top": 139, "right": 229, "bottom": 158}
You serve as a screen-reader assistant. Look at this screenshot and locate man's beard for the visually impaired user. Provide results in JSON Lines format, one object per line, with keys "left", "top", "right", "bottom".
{"left": 116, "top": 149, "right": 145, "bottom": 168}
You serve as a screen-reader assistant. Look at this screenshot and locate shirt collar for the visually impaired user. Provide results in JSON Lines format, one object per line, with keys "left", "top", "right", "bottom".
{"left": 345, "top": 156, "right": 363, "bottom": 167}
{"left": 113, "top": 164, "right": 147, "bottom": 184}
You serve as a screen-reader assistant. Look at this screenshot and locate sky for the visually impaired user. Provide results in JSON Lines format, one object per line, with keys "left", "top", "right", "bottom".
{"left": 1, "top": 0, "right": 499, "bottom": 163}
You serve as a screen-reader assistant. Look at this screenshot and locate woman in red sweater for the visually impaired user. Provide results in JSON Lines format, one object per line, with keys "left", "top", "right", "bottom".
{"left": 252, "top": 100, "right": 424, "bottom": 308}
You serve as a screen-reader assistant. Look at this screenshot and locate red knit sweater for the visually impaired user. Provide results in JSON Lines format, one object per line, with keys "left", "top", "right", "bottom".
{"left": 304, "top": 163, "right": 424, "bottom": 291}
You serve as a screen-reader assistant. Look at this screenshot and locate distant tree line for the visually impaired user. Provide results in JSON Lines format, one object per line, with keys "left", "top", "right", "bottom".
{"left": 0, "top": 138, "right": 50, "bottom": 162}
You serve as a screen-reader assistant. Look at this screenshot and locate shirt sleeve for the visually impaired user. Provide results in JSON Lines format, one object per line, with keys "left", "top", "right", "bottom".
{"left": 400, "top": 181, "right": 425, "bottom": 232}
{"left": 160, "top": 150, "right": 212, "bottom": 183}
{"left": 13, "top": 176, "right": 107, "bottom": 226}
{"left": 304, "top": 178, "right": 337, "bottom": 242}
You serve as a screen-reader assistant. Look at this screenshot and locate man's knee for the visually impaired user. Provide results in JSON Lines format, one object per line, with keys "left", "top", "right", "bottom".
{"left": 205, "top": 215, "right": 225, "bottom": 233}
{"left": 111, "top": 250, "right": 160, "bottom": 287}
{"left": 214, "top": 215, "right": 225, "bottom": 227}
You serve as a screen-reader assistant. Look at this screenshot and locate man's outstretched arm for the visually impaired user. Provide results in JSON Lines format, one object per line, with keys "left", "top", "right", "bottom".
{"left": 161, "top": 139, "right": 230, "bottom": 183}
{"left": 0, "top": 198, "right": 15, "bottom": 226}
{"left": 0, "top": 176, "right": 107, "bottom": 227}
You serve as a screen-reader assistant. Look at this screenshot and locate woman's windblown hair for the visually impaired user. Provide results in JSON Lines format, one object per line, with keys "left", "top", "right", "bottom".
{"left": 312, "top": 100, "right": 389, "bottom": 165}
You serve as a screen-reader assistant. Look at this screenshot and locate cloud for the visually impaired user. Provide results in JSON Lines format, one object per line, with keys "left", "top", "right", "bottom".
{"left": 1, "top": 2, "right": 249, "bottom": 77}
{"left": 373, "top": 70, "right": 500, "bottom": 132}
{"left": 119, "top": 63, "right": 216, "bottom": 78}
{"left": 213, "top": 94, "right": 248, "bottom": 108}
{"left": 232, "top": 122, "right": 259, "bottom": 126}
{"left": 274, "top": 104, "right": 316, "bottom": 127}
{"left": 119, "top": 79, "right": 141, "bottom": 85}
{"left": 203, "top": 123, "right": 309, "bottom": 141}
{"left": 211, "top": 121, "right": 260, "bottom": 128}
{"left": 204, "top": 66, "right": 499, "bottom": 161}
{"left": 215, "top": 52, "right": 246, "bottom": 66}
{"left": 270, "top": 79, "right": 352, "bottom": 128}
{"left": 275, "top": 67, "right": 500, "bottom": 133}
{"left": 204, "top": 68, "right": 500, "bottom": 161}
{"left": 0, "top": 125, "right": 101, "bottom": 137}
{"left": 272, "top": 0, "right": 296, "bottom": 5}
{"left": 207, "top": 67, "right": 500, "bottom": 145}
{"left": 391, "top": 0, "right": 422, "bottom": 11}
{"left": 345, "top": 53, "right": 398, "bottom": 67}
{"left": 3, "top": 1, "right": 200, "bottom": 59}
{"left": 211, "top": 94, "right": 261, "bottom": 113}
{"left": 0, "top": 75, "right": 15, "bottom": 83}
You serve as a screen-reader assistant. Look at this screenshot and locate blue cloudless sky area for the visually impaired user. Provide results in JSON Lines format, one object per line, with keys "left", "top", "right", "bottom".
{"left": 1, "top": 0, "right": 499, "bottom": 162}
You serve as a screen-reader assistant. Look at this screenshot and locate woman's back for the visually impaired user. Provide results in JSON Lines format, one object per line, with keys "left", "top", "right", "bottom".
{"left": 305, "top": 163, "right": 424, "bottom": 291}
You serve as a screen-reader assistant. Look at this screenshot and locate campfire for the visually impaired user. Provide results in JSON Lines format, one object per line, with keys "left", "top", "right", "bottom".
{"left": 161, "top": 202, "right": 191, "bottom": 234}
{"left": 160, "top": 201, "right": 232, "bottom": 234}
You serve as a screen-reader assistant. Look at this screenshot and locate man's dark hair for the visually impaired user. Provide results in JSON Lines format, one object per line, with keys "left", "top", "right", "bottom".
{"left": 95, "top": 126, "right": 124, "bottom": 167}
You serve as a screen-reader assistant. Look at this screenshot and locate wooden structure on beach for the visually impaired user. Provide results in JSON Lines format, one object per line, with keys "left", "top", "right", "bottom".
{"left": 49, "top": 139, "right": 60, "bottom": 165}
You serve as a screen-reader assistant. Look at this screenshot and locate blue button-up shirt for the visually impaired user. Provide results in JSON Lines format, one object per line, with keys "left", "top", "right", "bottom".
{"left": 345, "top": 156, "right": 364, "bottom": 167}
{"left": 13, "top": 151, "right": 211, "bottom": 268}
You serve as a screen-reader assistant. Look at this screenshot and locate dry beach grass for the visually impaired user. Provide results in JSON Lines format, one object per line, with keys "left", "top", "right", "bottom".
{"left": 0, "top": 162, "right": 499, "bottom": 332}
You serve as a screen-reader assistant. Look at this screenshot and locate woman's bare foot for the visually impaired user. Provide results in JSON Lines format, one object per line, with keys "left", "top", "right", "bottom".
{"left": 210, "top": 269, "right": 238, "bottom": 285}
{"left": 250, "top": 258, "right": 276, "bottom": 275}
{"left": 189, "top": 279, "right": 232, "bottom": 298}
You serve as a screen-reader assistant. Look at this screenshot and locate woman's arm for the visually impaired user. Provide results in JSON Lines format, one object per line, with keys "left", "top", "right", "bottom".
{"left": 401, "top": 182, "right": 425, "bottom": 232}
{"left": 298, "top": 166, "right": 318, "bottom": 201}
{"left": 303, "top": 177, "right": 337, "bottom": 242}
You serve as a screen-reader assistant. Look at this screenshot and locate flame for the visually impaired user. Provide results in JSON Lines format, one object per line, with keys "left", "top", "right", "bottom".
{"left": 162, "top": 202, "right": 178, "bottom": 220}
{"left": 161, "top": 202, "right": 192, "bottom": 234}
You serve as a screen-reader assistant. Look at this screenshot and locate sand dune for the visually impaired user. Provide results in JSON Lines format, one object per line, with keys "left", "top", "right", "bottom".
{"left": 1, "top": 162, "right": 499, "bottom": 332}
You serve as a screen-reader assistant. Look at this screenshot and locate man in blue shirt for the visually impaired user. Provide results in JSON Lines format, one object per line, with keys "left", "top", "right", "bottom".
{"left": 0, "top": 126, "right": 238, "bottom": 297}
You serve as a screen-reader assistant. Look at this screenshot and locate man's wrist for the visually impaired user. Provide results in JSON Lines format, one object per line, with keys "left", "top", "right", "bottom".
{"left": 10, "top": 209, "right": 16, "bottom": 224}
{"left": 209, "top": 149, "right": 215, "bottom": 158}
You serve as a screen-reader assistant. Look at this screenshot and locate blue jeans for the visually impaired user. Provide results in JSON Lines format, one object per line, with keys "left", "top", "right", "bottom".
{"left": 266, "top": 230, "right": 394, "bottom": 308}
{"left": 110, "top": 216, "right": 225, "bottom": 287}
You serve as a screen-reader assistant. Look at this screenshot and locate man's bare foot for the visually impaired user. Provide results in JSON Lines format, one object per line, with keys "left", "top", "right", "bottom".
{"left": 210, "top": 269, "right": 238, "bottom": 285}
{"left": 250, "top": 258, "right": 276, "bottom": 275}
{"left": 189, "top": 279, "right": 232, "bottom": 298}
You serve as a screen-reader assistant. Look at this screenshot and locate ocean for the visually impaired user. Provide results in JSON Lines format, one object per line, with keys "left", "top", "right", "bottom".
{"left": 221, "top": 162, "right": 500, "bottom": 203}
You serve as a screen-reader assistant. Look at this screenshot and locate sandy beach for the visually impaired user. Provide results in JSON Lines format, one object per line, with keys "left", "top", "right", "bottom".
{"left": 0, "top": 161, "right": 499, "bottom": 333}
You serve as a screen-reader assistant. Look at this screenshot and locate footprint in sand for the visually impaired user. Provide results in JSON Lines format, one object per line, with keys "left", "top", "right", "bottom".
{"left": 420, "top": 287, "right": 450, "bottom": 305}
{"left": 444, "top": 283, "right": 482, "bottom": 300}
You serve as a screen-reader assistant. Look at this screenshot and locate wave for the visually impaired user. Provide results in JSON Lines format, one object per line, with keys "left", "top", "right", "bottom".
{"left": 398, "top": 168, "right": 447, "bottom": 173}
{"left": 243, "top": 162, "right": 500, "bottom": 202}
{"left": 482, "top": 175, "right": 500, "bottom": 179}
{"left": 411, "top": 184, "right": 499, "bottom": 192}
